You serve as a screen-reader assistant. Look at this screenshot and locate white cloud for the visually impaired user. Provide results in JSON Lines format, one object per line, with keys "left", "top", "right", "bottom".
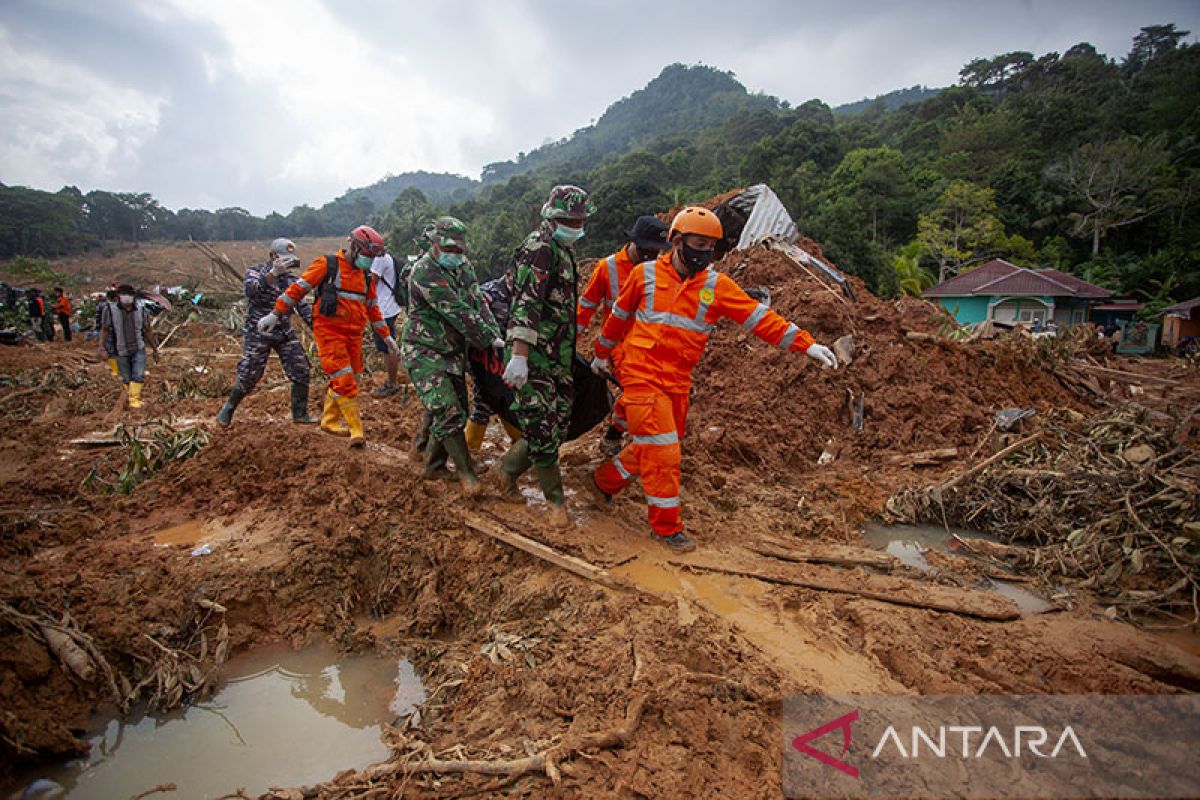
{"left": 0, "top": 25, "right": 165, "bottom": 189}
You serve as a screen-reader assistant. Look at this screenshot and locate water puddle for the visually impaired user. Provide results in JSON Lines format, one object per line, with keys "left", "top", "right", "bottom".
{"left": 147, "top": 519, "right": 213, "bottom": 547}
{"left": 862, "top": 523, "right": 1051, "bottom": 615}
{"left": 19, "top": 642, "right": 424, "bottom": 800}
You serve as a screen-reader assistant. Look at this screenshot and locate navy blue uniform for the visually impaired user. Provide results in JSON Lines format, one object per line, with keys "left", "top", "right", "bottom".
{"left": 235, "top": 264, "right": 313, "bottom": 393}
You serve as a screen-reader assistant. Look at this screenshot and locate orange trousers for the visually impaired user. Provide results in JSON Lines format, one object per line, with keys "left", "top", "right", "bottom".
{"left": 594, "top": 384, "right": 688, "bottom": 537}
{"left": 315, "top": 320, "right": 364, "bottom": 398}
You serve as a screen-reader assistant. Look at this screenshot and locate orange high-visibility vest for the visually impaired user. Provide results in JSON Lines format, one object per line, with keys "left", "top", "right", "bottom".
{"left": 275, "top": 250, "right": 387, "bottom": 337}
{"left": 577, "top": 246, "right": 638, "bottom": 333}
{"left": 595, "top": 252, "right": 815, "bottom": 394}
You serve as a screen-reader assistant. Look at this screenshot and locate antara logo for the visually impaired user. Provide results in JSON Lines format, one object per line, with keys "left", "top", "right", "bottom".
{"left": 792, "top": 711, "right": 1088, "bottom": 778}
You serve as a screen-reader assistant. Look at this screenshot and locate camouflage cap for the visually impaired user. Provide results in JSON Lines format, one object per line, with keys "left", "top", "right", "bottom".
{"left": 415, "top": 222, "right": 436, "bottom": 252}
{"left": 540, "top": 184, "right": 595, "bottom": 221}
{"left": 429, "top": 215, "right": 469, "bottom": 251}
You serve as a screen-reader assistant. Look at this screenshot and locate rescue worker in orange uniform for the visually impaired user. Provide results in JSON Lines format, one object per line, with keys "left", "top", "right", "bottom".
{"left": 589, "top": 207, "right": 841, "bottom": 553}
{"left": 258, "top": 225, "right": 395, "bottom": 448}
{"left": 576, "top": 216, "right": 670, "bottom": 456}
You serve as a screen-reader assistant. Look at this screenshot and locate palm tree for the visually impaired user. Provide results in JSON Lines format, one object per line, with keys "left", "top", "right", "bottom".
{"left": 893, "top": 249, "right": 935, "bottom": 296}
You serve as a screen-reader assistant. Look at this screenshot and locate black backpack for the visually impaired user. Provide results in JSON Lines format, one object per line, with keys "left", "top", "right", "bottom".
{"left": 315, "top": 254, "right": 373, "bottom": 317}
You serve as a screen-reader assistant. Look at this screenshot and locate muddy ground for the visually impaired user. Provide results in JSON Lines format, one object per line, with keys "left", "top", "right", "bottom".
{"left": 1, "top": 245, "right": 1198, "bottom": 798}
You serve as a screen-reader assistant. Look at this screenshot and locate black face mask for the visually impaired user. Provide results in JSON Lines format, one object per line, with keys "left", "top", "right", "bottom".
{"left": 679, "top": 241, "right": 715, "bottom": 275}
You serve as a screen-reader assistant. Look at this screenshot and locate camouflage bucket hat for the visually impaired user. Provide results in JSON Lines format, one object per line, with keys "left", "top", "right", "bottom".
{"left": 415, "top": 222, "right": 436, "bottom": 252}
{"left": 430, "top": 215, "right": 469, "bottom": 251}
{"left": 540, "top": 184, "right": 595, "bottom": 221}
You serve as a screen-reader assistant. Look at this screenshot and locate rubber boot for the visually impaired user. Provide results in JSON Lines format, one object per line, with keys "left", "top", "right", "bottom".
{"left": 290, "top": 382, "right": 317, "bottom": 424}
{"left": 464, "top": 419, "right": 487, "bottom": 451}
{"left": 443, "top": 431, "right": 483, "bottom": 496}
{"left": 128, "top": 381, "right": 144, "bottom": 409}
{"left": 106, "top": 358, "right": 119, "bottom": 378}
{"left": 319, "top": 389, "right": 349, "bottom": 437}
{"left": 495, "top": 439, "right": 530, "bottom": 501}
{"left": 216, "top": 386, "right": 247, "bottom": 427}
{"left": 336, "top": 396, "right": 365, "bottom": 448}
{"left": 422, "top": 437, "right": 453, "bottom": 480}
{"left": 412, "top": 411, "right": 431, "bottom": 453}
{"left": 533, "top": 462, "right": 571, "bottom": 528}
{"left": 500, "top": 418, "right": 523, "bottom": 443}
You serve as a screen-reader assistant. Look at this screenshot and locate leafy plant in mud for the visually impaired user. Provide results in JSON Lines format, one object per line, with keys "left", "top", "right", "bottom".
{"left": 160, "top": 360, "right": 231, "bottom": 401}
{"left": 83, "top": 422, "right": 210, "bottom": 495}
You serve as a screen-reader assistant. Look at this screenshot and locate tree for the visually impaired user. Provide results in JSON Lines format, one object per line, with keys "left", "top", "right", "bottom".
{"left": 1046, "top": 136, "right": 1177, "bottom": 256}
{"left": 1124, "top": 24, "right": 1190, "bottom": 76}
{"left": 892, "top": 242, "right": 936, "bottom": 296}
{"left": 381, "top": 187, "right": 437, "bottom": 255}
{"left": 915, "top": 180, "right": 1009, "bottom": 281}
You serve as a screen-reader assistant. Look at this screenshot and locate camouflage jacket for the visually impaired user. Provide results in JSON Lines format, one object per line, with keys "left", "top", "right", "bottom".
{"left": 244, "top": 263, "right": 311, "bottom": 335}
{"left": 506, "top": 221, "right": 578, "bottom": 371}
{"left": 402, "top": 253, "right": 500, "bottom": 363}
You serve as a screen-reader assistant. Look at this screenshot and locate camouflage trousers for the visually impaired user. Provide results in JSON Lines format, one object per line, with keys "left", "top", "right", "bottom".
{"left": 236, "top": 328, "right": 310, "bottom": 394}
{"left": 511, "top": 366, "right": 573, "bottom": 468}
{"left": 403, "top": 343, "right": 469, "bottom": 442}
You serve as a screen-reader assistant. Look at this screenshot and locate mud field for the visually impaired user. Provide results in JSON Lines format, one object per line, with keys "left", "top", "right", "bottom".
{"left": 2, "top": 243, "right": 1198, "bottom": 799}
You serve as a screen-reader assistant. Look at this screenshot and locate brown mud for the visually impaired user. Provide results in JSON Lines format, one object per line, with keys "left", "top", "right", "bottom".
{"left": 1, "top": 243, "right": 1198, "bottom": 798}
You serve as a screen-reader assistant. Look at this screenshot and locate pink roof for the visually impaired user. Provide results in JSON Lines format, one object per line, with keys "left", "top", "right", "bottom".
{"left": 924, "top": 259, "right": 1113, "bottom": 299}
{"left": 1163, "top": 296, "right": 1200, "bottom": 316}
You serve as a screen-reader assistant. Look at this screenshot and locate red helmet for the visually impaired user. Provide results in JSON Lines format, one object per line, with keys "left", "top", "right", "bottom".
{"left": 349, "top": 225, "right": 386, "bottom": 258}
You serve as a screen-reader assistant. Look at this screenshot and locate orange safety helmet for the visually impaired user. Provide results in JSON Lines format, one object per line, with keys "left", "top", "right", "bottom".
{"left": 668, "top": 206, "right": 723, "bottom": 240}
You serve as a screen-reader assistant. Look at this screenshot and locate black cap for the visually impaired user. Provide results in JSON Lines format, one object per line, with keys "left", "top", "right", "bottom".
{"left": 626, "top": 216, "right": 670, "bottom": 253}
{"left": 117, "top": 284, "right": 136, "bottom": 294}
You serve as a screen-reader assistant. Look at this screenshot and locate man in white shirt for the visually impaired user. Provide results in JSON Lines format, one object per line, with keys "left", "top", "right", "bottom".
{"left": 370, "top": 252, "right": 404, "bottom": 397}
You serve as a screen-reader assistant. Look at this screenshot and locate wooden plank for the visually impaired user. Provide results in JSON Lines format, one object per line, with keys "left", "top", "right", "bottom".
{"left": 746, "top": 543, "right": 898, "bottom": 570}
{"left": 1071, "top": 361, "right": 1192, "bottom": 387}
{"left": 673, "top": 559, "right": 1021, "bottom": 621}
{"left": 462, "top": 512, "right": 650, "bottom": 599}
{"left": 887, "top": 447, "right": 959, "bottom": 466}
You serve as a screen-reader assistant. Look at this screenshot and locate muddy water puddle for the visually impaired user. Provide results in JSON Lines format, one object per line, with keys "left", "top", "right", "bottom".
{"left": 20, "top": 642, "right": 423, "bottom": 799}
{"left": 862, "top": 523, "right": 1051, "bottom": 615}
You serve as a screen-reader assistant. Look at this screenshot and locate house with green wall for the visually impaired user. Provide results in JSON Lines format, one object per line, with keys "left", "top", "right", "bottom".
{"left": 923, "top": 259, "right": 1113, "bottom": 327}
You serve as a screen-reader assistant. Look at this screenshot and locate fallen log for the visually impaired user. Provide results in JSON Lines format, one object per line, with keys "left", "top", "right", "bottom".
{"left": 672, "top": 559, "right": 1021, "bottom": 621}
{"left": 462, "top": 512, "right": 651, "bottom": 600}
{"left": 747, "top": 543, "right": 897, "bottom": 570}
{"left": 936, "top": 433, "right": 1041, "bottom": 493}
{"left": 887, "top": 447, "right": 959, "bottom": 467}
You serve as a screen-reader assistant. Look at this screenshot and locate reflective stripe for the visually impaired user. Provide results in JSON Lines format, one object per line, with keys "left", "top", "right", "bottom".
{"left": 613, "top": 456, "right": 631, "bottom": 480}
{"left": 693, "top": 269, "right": 718, "bottom": 326}
{"left": 278, "top": 293, "right": 297, "bottom": 307}
{"left": 613, "top": 415, "right": 628, "bottom": 432}
{"left": 327, "top": 365, "right": 352, "bottom": 379}
{"left": 633, "top": 431, "right": 679, "bottom": 446}
{"left": 636, "top": 309, "right": 713, "bottom": 334}
{"left": 296, "top": 278, "right": 313, "bottom": 291}
{"left": 366, "top": 298, "right": 378, "bottom": 307}
{"left": 779, "top": 323, "right": 800, "bottom": 350}
{"left": 597, "top": 335, "right": 617, "bottom": 349}
{"left": 579, "top": 297, "right": 599, "bottom": 309}
{"left": 337, "top": 290, "right": 366, "bottom": 300}
{"left": 742, "top": 302, "right": 770, "bottom": 331}
{"left": 605, "top": 255, "right": 619, "bottom": 303}
{"left": 644, "top": 261, "right": 657, "bottom": 310}
{"left": 646, "top": 494, "right": 681, "bottom": 509}
{"left": 611, "top": 305, "right": 632, "bottom": 321}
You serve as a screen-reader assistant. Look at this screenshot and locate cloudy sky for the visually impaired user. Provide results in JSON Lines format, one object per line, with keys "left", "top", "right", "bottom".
{"left": 2, "top": 0, "right": 1197, "bottom": 215}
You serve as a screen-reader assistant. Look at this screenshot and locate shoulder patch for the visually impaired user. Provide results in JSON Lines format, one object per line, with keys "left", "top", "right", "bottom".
{"left": 699, "top": 287, "right": 716, "bottom": 304}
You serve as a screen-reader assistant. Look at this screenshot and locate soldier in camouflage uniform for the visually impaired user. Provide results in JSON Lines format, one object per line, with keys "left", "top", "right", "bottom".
{"left": 216, "top": 238, "right": 316, "bottom": 426}
{"left": 402, "top": 216, "right": 503, "bottom": 495}
{"left": 406, "top": 221, "right": 437, "bottom": 454}
{"left": 498, "top": 184, "right": 595, "bottom": 527}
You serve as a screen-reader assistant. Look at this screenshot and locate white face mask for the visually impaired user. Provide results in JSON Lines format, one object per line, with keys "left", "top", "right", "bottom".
{"left": 119, "top": 294, "right": 134, "bottom": 306}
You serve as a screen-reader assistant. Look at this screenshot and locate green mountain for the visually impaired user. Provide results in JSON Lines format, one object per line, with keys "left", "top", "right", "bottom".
{"left": 834, "top": 85, "right": 943, "bottom": 116}
{"left": 333, "top": 170, "right": 478, "bottom": 208}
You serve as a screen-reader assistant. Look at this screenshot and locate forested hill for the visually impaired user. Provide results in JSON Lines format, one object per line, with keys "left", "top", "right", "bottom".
{"left": 3, "top": 23, "right": 1198, "bottom": 312}
{"left": 834, "top": 85, "right": 943, "bottom": 116}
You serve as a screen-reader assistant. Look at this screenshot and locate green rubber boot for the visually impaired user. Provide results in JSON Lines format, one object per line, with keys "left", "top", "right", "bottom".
{"left": 290, "top": 382, "right": 317, "bottom": 424}
{"left": 495, "top": 438, "right": 530, "bottom": 500}
{"left": 533, "top": 461, "right": 571, "bottom": 529}
{"left": 216, "top": 386, "right": 247, "bottom": 427}
{"left": 422, "top": 437, "right": 453, "bottom": 480}
{"left": 442, "top": 431, "right": 483, "bottom": 496}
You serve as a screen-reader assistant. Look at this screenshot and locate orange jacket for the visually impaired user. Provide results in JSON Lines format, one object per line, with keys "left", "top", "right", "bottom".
{"left": 54, "top": 295, "right": 71, "bottom": 315}
{"left": 595, "top": 252, "right": 816, "bottom": 393}
{"left": 577, "top": 245, "right": 639, "bottom": 333}
{"left": 275, "top": 250, "right": 387, "bottom": 337}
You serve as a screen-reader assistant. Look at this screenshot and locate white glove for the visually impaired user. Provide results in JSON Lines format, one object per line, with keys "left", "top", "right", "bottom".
{"left": 806, "top": 343, "right": 839, "bottom": 370}
{"left": 590, "top": 356, "right": 610, "bottom": 375}
{"left": 257, "top": 312, "right": 279, "bottom": 334}
{"left": 384, "top": 335, "right": 400, "bottom": 356}
{"left": 491, "top": 337, "right": 505, "bottom": 351}
{"left": 503, "top": 354, "right": 528, "bottom": 389}
{"left": 270, "top": 255, "right": 297, "bottom": 276}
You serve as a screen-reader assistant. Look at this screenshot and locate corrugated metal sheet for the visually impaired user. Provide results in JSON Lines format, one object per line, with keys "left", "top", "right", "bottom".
{"left": 735, "top": 184, "right": 799, "bottom": 249}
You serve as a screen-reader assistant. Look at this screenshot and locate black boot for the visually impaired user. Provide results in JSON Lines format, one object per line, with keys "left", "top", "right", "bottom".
{"left": 216, "top": 386, "right": 247, "bottom": 426}
{"left": 290, "top": 382, "right": 317, "bottom": 424}
{"left": 422, "top": 437, "right": 453, "bottom": 480}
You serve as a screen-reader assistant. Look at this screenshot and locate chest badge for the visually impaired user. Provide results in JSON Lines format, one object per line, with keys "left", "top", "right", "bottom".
{"left": 699, "top": 287, "right": 715, "bottom": 304}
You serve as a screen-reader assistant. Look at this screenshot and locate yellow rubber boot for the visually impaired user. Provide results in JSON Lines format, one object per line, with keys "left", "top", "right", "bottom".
{"left": 128, "top": 381, "right": 144, "bottom": 409}
{"left": 500, "top": 418, "right": 523, "bottom": 443}
{"left": 336, "top": 396, "right": 365, "bottom": 448}
{"left": 319, "top": 390, "right": 349, "bottom": 437}
{"left": 107, "top": 358, "right": 119, "bottom": 377}
{"left": 464, "top": 419, "right": 487, "bottom": 451}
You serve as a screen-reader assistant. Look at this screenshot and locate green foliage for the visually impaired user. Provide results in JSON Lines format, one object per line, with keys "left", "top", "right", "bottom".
{"left": 8, "top": 255, "right": 67, "bottom": 285}
{"left": 83, "top": 423, "right": 210, "bottom": 496}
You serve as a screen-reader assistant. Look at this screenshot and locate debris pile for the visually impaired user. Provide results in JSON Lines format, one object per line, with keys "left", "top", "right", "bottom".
{"left": 887, "top": 406, "right": 1200, "bottom": 623}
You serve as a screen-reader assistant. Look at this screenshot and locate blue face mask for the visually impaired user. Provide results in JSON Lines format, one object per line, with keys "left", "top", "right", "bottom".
{"left": 354, "top": 254, "right": 374, "bottom": 270}
{"left": 552, "top": 224, "right": 585, "bottom": 246}
{"left": 437, "top": 252, "right": 465, "bottom": 268}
